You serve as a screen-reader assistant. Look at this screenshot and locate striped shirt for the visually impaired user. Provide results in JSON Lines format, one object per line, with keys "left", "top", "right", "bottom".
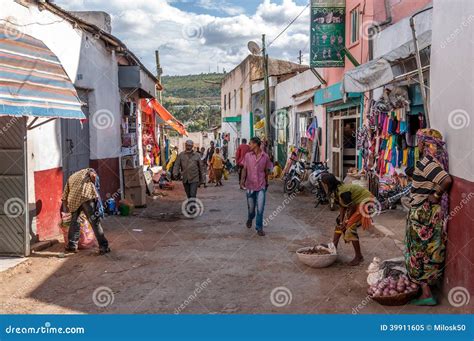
{"left": 410, "top": 155, "right": 449, "bottom": 207}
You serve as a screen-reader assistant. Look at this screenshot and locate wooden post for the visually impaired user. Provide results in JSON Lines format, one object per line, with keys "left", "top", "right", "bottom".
{"left": 155, "top": 50, "right": 166, "bottom": 166}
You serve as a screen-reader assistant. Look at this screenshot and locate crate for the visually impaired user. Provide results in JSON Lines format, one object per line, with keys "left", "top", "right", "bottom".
{"left": 124, "top": 185, "right": 146, "bottom": 207}
{"left": 124, "top": 167, "right": 145, "bottom": 188}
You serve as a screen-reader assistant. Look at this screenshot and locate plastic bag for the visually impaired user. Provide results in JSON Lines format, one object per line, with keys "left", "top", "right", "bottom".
{"left": 60, "top": 212, "right": 97, "bottom": 249}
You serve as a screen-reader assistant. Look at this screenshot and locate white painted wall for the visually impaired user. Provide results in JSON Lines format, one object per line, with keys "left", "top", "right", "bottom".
{"left": 373, "top": 7, "right": 432, "bottom": 58}
{"left": 430, "top": 0, "right": 474, "bottom": 181}
{"left": 3, "top": 1, "right": 123, "bottom": 172}
{"left": 275, "top": 70, "right": 319, "bottom": 110}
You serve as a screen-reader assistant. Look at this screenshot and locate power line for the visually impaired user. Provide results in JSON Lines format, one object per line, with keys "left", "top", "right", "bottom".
{"left": 267, "top": 2, "right": 310, "bottom": 49}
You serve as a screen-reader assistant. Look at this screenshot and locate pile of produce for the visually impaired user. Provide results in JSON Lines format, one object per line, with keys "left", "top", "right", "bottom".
{"left": 298, "top": 248, "right": 331, "bottom": 255}
{"left": 367, "top": 274, "right": 418, "bottom": 297}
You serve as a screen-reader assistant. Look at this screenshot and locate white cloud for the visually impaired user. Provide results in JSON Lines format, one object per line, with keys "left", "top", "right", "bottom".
{"left": 54, "top": 0, "right": 310, "bottom": 75}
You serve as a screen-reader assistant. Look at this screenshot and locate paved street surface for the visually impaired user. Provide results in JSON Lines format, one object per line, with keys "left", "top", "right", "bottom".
{"left": 0, "top": 175, "right": 459, "bottom": 314}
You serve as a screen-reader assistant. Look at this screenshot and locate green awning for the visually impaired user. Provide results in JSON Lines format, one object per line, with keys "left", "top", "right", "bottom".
{"left": 223, "top": 116, "right": 241, "bottom": 123}
{"left": 326, "top": 99, "right": 360, "bottom": 112}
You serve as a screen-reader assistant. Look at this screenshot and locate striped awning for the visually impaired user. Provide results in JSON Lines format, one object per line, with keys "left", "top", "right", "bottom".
{"left": 0, "top": 25, "right": 84, "bottom": 119}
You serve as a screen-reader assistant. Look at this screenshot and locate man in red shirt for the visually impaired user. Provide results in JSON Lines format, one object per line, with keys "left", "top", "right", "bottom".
{"left": 235, "top": 138, "right": 250, "bottom": 188}
{"left": 240, "top": 137, "right": 273, "bottom": 236}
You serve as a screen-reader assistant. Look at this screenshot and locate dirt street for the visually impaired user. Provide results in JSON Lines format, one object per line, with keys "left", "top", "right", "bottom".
{"left": 0, "top": 176, "right": 460, "bottom": 314}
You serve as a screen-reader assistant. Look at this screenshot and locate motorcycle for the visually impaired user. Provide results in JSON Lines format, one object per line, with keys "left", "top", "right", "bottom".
{"left": 307, "top": 161, "right": 336, "bottom": 210}
{"left": 283, "top": 159, "right": 307, "bottom": 194}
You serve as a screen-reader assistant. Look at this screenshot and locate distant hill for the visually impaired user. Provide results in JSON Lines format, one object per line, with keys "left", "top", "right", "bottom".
{"left": 161, "top": 73, "right": 224, "bottom": 132}
{"left": 162, "top": 73, "right": 224, "bottom": 105}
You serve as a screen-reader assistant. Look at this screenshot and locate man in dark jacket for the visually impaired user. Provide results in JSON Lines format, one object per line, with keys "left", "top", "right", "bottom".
{"left": 173, "top": 140, "right": 204, "bottom": 199}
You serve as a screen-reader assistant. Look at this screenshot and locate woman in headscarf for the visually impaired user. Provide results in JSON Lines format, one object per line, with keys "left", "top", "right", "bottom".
{"left": 321, "top": 173, "right": 375, "bottom": 266}
{"left": 406, "top": 128, "right": 452, "bottom": 306}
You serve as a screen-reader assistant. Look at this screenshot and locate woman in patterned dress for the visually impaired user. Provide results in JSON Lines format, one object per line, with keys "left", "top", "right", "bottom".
{"left": 405, "top": 129, "right": 452, "bottom": 306}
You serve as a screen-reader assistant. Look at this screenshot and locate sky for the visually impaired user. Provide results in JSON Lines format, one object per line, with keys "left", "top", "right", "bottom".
{"left": 54, "top": 0, "right": 311, "bottom": 75}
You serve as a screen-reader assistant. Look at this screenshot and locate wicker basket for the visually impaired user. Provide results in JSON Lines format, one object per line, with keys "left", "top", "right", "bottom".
{"left": 370, "top": 289, "right": 420, "bottom": 306}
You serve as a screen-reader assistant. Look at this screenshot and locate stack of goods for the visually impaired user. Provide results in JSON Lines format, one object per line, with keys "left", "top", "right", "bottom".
{"left": 366, "top": 257, "right": 419, "bottom": 306}
{"left": 123, "top": 167, "right": 147, "bottom": 207}
{"left": 368, "top": 87, "right": 426, "bottom": 177}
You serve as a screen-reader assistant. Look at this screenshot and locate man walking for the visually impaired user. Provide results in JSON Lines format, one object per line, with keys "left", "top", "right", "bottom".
{"left": 173, "top": 140, "right": 204, "bottom": 199}
{"left": 240, "top": 137, "right": 273, "bottom": 236}
{"left": 62, "top": 168, "right": 110, "bottom": 255}
{"left": 206, "top": 141, "right": 216, "bottom": 184}
{"left": 235, "top": 138, "right": 250, "bottom": 188}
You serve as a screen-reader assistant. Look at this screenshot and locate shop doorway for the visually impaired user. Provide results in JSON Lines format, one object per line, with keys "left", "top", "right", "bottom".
{"left": 61, "top": 89, "right": 90, "bottom": 183}
{"left": 329, "top": 106, "right": 359, "bottom": 179}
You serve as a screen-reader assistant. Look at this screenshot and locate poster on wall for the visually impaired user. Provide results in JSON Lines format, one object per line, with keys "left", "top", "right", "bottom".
{"left": 310, "top": 0, "right": 345, "bottom": 68}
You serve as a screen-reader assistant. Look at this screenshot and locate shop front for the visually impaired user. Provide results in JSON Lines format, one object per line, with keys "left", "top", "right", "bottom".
{"left": 315, "top": 82, "right": 362, "bottom": 179}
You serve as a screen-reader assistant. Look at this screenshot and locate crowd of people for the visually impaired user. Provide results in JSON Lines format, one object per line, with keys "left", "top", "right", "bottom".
{"left": 62, "top": 129, "right": 452, "bottom": 306}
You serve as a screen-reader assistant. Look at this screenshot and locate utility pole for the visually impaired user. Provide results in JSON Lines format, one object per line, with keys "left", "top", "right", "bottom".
{"left": 262, "top": 34, "right": 272, "bottom": 157}
{"left": 298, "top": 50, "right": 303, "bottom": 64}
{"left": 155, "top": 50, "right": 166, "bottom": 166}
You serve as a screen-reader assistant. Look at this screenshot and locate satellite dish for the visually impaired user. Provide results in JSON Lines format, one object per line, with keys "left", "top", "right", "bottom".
{"left": 247, "top": 41, "right": 261, "bottom": 55}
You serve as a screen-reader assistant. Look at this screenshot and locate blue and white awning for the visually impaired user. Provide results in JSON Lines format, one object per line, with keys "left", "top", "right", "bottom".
{"left": 0, "top": 25, "right": 84, "bottom": 119}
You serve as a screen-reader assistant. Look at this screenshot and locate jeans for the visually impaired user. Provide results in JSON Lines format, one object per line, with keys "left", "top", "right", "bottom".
{"left": 246, "top": 189, "right": 267, "bottom": 231}
{"left": 68, "top": 200, "right": 109, "bottom": 249}
{"left": 183, "top": 181, "right": 199, "bottom": 198}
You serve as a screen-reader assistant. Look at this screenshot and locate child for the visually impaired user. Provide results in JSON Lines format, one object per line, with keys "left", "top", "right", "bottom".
{"left": 210, "top": 147, "right": 224, "bottom": 186}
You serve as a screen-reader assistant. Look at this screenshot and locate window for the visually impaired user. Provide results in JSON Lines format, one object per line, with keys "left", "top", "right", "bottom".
{"left": 234, "top": 89, "right": 237, "bottom": 110}
{"left": 240, "top": 88, "right": 243, "bottom": 108}
{"left": 224, "top": 94, "right": 227, "bottom": 110}
{"left": 350, "top": 6, "right": 360, "bottom": 44}
{"left": 228, "top": 92, "right": 231, "bottom": 111}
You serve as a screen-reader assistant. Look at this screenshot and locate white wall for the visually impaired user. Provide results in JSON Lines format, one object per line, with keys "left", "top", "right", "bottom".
{"left": 373, "top": 7, "right": 432, "bottom": 58}
{"left": 430, "top": 0, "right": 474, "bottom": 181}
{"left": 3, "top": 1, "right": 123, "bottom": 170}
{"left": 275, "top": 70, "right": 319, "bottom": 110}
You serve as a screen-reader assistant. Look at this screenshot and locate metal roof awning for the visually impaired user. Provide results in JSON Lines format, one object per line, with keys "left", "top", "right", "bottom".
{"left": 140, "top": 99, "right": 188, "bottom": 136}
{"left": 342, "top": 30, "right": 432, "bottom": 93}
{"left": 0, "top": 25, "right": 84, "bottom": 120}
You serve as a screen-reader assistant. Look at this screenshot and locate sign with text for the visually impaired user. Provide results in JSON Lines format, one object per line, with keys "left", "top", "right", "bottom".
{"left": 310, "top": 0, "right": 346, "bottom": 68}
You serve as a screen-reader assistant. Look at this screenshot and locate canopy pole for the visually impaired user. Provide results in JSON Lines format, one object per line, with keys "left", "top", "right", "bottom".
{"left": 27, "top": 117, "right": 57, "bottom": 130}
{"left": 410, "top": 6, "right": 432, "bottom": 128}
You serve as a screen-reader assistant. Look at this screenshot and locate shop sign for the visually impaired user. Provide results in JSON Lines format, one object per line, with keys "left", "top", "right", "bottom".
{"left": 310, "top": 0, "right": 346, "bottom": 68}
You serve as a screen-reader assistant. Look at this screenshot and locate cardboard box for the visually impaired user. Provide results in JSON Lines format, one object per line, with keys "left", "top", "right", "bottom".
{"left": 122, "top": 155, "right": 138, "bottom": 169}
{"left": 123, "top": 167, "right": 145, "bottom": 188}
{"left": 124, "top": 185, "right": 146, "bottom": 207}
{"left": 122, "top": 133, "right": 137, "bottom": 147}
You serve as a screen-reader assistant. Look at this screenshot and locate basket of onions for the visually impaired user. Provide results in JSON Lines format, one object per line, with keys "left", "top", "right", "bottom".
{"left": 367, "top": 274, "right": 419, "bottom": 306}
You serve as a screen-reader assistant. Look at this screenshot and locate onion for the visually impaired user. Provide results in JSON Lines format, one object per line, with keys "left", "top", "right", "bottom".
{"left": 397, "top": 285, "right": 405, "bottom": 292}
{"left": 374, "top": 289, "right": 382, "bottom": 296}
{"left": 404, "top": 289, "right": 409, "bottom": 293}
{"left": 389, "top": 289, "right": 398, "bottom": 296}
{"left": 383, "top": 288, "right": 390, "bottom": 296}
{"left": 410, "top": 283, "right": 418, "bottom": 289}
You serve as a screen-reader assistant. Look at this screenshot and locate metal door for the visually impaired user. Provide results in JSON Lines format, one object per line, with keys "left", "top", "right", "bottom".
{"left": 0, "top": 116, "right": 28, "bottom": 256}
{"left": 62, "top": 89, "right": 90, "bottom": 182}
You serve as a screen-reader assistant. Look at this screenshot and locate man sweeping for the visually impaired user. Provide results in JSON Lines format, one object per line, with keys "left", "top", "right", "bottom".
{"left": 62, "top": 168, "right": 110, "bottom": 255}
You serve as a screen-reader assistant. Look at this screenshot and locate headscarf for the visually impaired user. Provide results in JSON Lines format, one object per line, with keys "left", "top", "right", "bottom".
{"left": 416, "top": 128, "right": 449, "bottom": 171}
{"left": 416, "top": 128, "right": 449, "bottom": 224}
